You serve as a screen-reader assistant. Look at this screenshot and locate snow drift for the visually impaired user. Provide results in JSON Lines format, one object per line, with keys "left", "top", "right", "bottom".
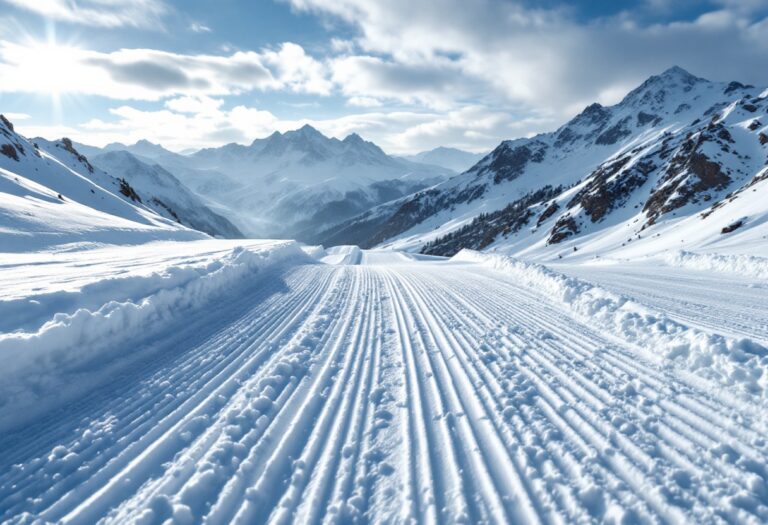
{"left": 454, "top": 250, "right": 768, "bottom": 397}
{"left": 662, "top": 251, "right": 768, "bottom": 281}
{"left": 0, "top": 241, "right": 310, "bottom": 432}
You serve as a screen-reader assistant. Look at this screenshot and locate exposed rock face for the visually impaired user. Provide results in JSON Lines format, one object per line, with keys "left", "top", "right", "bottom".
{"left": 0, "top": 114, "right": 14, "bottom": 132}
{"left": 596, "top": 117, "right": 632, "bottom": 145}
{"left": 537, "top": 201, "right": 560, "bottom": 227}
{"left": 644, "top": 136, "right": 731, "bottom": 224}
{"left": 0, "top": 115, "right": 29, "bottom": 162}
{"left": 570, "top": 156, "right": 655, "bottom": 223}
{"left": 637, "top": 112, "right": 661, "bottom": 127}
{"left": 473, "top": 140, "right": 547, "bottom": 184}
{"left": 721, "top": 219, "right": 744, "bottom": 234}
{"left": 118, "top": 178, "right": 142, "bottom": 202}
{"left": 548, "top": 215, "right": 579, "bottom": 245}
{"left": 1, "top": 144, "right": 19, "bottom": 161}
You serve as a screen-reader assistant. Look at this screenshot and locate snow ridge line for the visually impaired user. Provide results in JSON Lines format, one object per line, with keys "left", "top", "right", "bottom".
{"left": 453, "top": 250, "right": 768, "bottom": 398}
{"left": 0, "top": 242, "right": 311, "bottom": 431}
{"left": 662, "top": 250, "right": 768, "bottom": 281}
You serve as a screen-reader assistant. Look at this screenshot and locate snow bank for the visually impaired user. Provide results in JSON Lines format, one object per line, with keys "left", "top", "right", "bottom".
{"left": 300, "top": 244, "right": 327, "bottom": 259}
{"left": 0, "top": 241, "right": 309, "bottom": 432}
{"left": 662, "top": 250, "right": 768, "bottom": 280}
{"left": 454, "top": 250, "right": 768, "bottom": 397}
{"left": 321, "top": 245, "right": 363, "bottom": 265}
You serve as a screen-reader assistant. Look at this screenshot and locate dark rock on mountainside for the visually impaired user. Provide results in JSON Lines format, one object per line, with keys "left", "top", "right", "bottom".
{"left": 59, "top": 138, "right": 94, "bottom": 173}
{"left": 596, "top": 117, "right": 632, "bottom": 145}
{"left": 571, "top": 157, "right": 656, "bottom": 223}
{"left": 548, "top": 215, "right": 579, "bottom": 245}
{"left": 118, "top": 178, "right": 142, "bottom": 203}
{"left": 1, "top": 143, "right": 19, "bottom": 161}
{"left": 721, "top": 219, "right": 745, "bottom": 234}
{"left": 421, "top": 185, "right": 563, "bottom": 256}
{"left": 644, "top": 134, "right": 731, "bottom": 224}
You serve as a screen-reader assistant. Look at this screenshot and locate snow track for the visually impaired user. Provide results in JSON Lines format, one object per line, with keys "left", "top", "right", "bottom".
{"left": 2, "top": 249, "right": 767, "bottom": 524}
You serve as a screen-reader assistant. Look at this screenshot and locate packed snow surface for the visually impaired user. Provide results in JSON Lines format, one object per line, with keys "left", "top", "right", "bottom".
{"left": 1, "top": 242, "right": 767, "bottom": 524}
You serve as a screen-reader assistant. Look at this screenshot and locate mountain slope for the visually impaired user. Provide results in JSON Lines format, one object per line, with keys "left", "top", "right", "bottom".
{"left": 186, "top": 125, "right": 454, "bottom": 239}
{"left": 88, "top": 151, "right": 243, "bottom": 238}
{"left": 0, "top": 115, "right": 205, "bottom": 251}
{"left": 321, "top": 67, "right": 768, "bottom": 260}
{"left": 77, "top": 128, "right": 454, "bottom": 240}
{"left": 403, "top": 146, "right": 486, "bottom": 172}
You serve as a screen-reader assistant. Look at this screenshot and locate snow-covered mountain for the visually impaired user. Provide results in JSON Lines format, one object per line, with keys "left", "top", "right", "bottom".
{"left": 0, "top": 115, "right": 205, "bottom": 251}
{"left": 319, "top": 67, "right": 768, "bottom": 261}
{"left": 403, "top": 147, "right": 486, "bottom": 172}
{"left": 186, "top": 125, "right": 454, "bottom": 239}
{"left": 77, "top": 127, "right": 454, "bottom": 240}
{"left": 86, "top": 151, "right": 243, "bottom": 238}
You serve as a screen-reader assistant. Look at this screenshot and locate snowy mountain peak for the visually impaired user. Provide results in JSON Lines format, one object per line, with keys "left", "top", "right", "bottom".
{"left": 323, "top": 66, "right": 768, "bottom": 260}
{"left": 656, "top": 65, "right": 702, "bottom": 83}
{"left": 619, "top": 65, "right": 708, "bottom": 109}
{"left": 284, "top": 124, "right": 325, "bottom": 141}
{"left": 343, "top": 132, "right": 364, "bottom": 144}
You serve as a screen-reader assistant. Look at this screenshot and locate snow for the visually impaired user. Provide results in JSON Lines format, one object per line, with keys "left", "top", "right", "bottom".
{"left": 77, "top": 126, "right": 454, "bottom": 240}
{"left": 347, "top": 68, "right": 768, "bottom": 263}
{"left": 0, "top": 240, "right": 308, "bottom": 432}
{"left": 455, "top": 250, "right": 767, "bottom": 397}
{"left": 1, "top": 242, "right": 767, "bottom": 523}
{"left": 662, "top": 250, "right": 768, "bottom": 280}
{"left": 0, "top": 119, "right": 207, "bottom": 251}
{"left": 2, "top": 69, "right": 767, "bottom": 523}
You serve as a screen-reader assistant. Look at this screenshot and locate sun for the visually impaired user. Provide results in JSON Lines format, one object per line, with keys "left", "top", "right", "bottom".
{"left": 5, "top": 22, "right": 87, "bottom": 123}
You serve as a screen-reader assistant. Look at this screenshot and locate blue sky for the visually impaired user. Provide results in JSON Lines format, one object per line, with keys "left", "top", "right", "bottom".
{"left": 0, "top": 0, "right": 766, "bottom": 154}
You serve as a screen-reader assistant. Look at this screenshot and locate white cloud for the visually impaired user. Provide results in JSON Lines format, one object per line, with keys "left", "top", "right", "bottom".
{"left": 20, "top": 99, "right": 552, "bottom": 155}
{"left": 0, "top": 40, "right": 330, "bottom": 100}
{"left": 346, "top": 96, "right": 382, "bottom": 108}
{"left": 2, "top": 112, "right": 30, "bottom": 120}
{"left": 189, "top": 22, "right": 212, "bottom": 33}
{"left": 330, "top": 55, "right": 473, "bottom": 109}
{"left": 261, "top": 42, "right": 333, "bottom": 95}
{"left": 164, "top": 95, "right": 223, "bottom": 115}
{"left": 0, "top": 0, "right": 169, "bottom": 29}
{"left": 287, "top": 0, "right": 768, "bottom": 120}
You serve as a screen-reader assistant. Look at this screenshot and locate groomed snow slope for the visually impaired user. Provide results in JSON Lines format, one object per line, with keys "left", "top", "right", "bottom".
{"left": 1, "top": 243, "right": 767, "bottom": 524}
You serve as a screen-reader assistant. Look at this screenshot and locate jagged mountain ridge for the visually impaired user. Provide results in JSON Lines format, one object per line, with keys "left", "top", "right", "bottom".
{"left": 318, "top": 67, "right": 768, "bottom": 260}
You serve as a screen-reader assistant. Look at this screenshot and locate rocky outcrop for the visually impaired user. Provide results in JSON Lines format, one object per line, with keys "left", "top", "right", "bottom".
{"left": 118, "top": 178, "right": 142, "bottom": 203}
{"left": 548, "top": 215, "right": 579, "bottom": 245}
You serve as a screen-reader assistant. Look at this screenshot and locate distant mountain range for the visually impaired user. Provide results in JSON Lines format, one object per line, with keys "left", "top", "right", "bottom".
{"left": 77, "top": 126, "right": 455, "bottom": 240}
{"left": 402, "top": 147, "right": 486, "bottom": 172}
{"left": 315, "top": 67, "right": 768, "bottom": 261}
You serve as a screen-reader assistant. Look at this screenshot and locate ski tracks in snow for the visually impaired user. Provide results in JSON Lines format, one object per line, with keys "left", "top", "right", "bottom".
{"left": 1, "top": 258, "right": 767, "bottom": 524}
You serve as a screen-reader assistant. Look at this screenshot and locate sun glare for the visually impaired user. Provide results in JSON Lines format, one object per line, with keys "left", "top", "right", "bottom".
{"left": 4, "top": 20, "right": 87, "bottom": 123}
